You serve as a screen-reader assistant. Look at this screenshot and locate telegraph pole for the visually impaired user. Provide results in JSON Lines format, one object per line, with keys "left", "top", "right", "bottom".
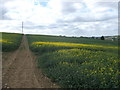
{"left": 22, "top": 21, "right": 23, "bottom": 34}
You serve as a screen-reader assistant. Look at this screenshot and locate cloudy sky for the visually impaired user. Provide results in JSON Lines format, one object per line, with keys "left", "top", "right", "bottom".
{"left": 0, "top": 0, "right": 119, "bottom": 37}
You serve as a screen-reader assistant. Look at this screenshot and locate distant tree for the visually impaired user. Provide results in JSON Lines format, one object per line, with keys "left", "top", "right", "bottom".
{"left": 101, "top": 36, "right": 105, "bottom": 40}
{"left": 92, "top": 36, "right": 95, "bottom": 39}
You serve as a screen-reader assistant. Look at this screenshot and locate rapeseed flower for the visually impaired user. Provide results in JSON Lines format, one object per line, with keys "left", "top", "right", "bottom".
{"left": 32, "top": 41, "right": 118, "bottom": 49}
{"left": 0, "top": 39, "right": 13, "bottom": 44}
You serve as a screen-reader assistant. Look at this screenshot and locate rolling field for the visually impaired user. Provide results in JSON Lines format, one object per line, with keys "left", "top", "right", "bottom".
{"left": 27, "top": 35, "right": 118, "bottom": 54}
{"left": 1, "top": 32, "right": 23, "bottom": 52}
{"left": 1, "top": 0, "right": 119, "bottom": 88}
{"left": 27, "top": 34, "right": 120, "bottom": 88}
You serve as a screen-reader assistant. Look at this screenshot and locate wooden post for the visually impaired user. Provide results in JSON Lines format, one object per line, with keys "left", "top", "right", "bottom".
{"left": 22, "top": 21, "right": 23, "bottom": 34}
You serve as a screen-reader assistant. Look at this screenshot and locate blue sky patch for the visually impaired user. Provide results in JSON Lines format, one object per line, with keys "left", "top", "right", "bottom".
{"left": 108, "top": 9, "right": 113, "bottom": 12}
{"left": 40, "top": 2, "right": 48, "bottom": 7}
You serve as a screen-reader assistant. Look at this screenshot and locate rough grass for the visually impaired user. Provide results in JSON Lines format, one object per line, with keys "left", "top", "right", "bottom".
{"left": 1, "top": 32, "right": 23, "bottom": 52}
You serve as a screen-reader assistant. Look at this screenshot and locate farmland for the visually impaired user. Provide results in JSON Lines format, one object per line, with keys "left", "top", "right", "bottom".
{"left": 27, "top": 34, "right": 120, "bottom": 88}
{"left": 27, "top": 35, "right": 118, "bottom": 54}
{"left": 2, "top": 33, "right": 59, "bottom": 88}
{"left": 1, "top": 33, "right": 119, "bottom": 88}
{"left": 1, "top": 32, "right": 23, "bottom": 52}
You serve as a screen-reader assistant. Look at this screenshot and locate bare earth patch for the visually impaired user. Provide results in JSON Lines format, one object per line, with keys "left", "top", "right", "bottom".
{"left": 2, "top": 35, "right": 59, "bottom": 88}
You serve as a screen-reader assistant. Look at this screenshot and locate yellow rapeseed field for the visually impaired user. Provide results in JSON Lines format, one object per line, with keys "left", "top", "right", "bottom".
{"left": 32, "top": 41, "right": 118, "bottom": 49}
{"left": 2, "top": 32, "right": 22, "bottom": 51}
{"left": 0, "top": 39, "right": 13, "bottom": 44}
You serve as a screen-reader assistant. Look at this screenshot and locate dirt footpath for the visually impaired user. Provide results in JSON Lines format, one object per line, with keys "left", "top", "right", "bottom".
{"left": 2, "top": 35, "right": 59, "bottom": 88}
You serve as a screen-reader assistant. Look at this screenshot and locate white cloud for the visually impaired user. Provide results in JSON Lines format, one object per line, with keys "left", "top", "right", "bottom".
{"left": 0, "top": 0, "right": 119, "bottom": 36}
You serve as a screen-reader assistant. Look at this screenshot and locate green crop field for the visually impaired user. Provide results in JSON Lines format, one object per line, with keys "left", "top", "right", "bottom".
{"left": 1, "top": 32, "right": 23, "bottom": 52}
{"left": 27, "top": 34, "right": 120, "bottom": 88}
{"left": 27, "top": 34, "right": 118, "bottom": 54}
